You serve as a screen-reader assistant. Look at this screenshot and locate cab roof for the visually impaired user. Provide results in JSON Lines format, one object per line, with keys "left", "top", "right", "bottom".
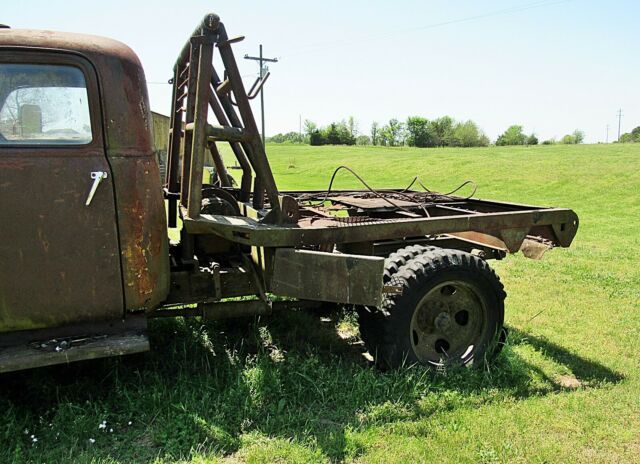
{"left": 0, "top": 28, "right": 143, "bottom": 72}
{"left": 0, "top": 28, "right": 153, "bottom": 154}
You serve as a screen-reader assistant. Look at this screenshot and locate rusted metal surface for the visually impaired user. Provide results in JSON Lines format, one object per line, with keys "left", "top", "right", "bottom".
{"left": 164, "top": 16, "right": 296, "bottom": 224}
{"left": 0, "top": 50, "right": 123, "bottom": 332}
{"left": 0, "top": 315, "right": 148, "bottom": 373}
{"left": 182, "top": 199, "right": 579, "bottom": 250}
{"left": 372, "top": 235, "right": 507, "bottom": 260}
{"left": 0, "top": 332, "right": 149, "bottom": 374}
{"left": 271, "top": 248, "right": 385, "bottom": 306}
{"left": 186, "top": 39, "right": 214, "bottom": 218}
{"left": 109, "top": 156, "right": 170, "bottom": 311}
{"left": 0, "top": 28, "right": 170, "bottom": 316}
{"left": 329, "top": 195, "right": 421, "bottom": 210}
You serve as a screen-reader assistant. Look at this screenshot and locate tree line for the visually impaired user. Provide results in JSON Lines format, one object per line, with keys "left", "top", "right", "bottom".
{"left": 267, "top": 116, "right": 587, "bottom": 147}
{"left": 619, "top": 126, "right": 640, "bottom": 143}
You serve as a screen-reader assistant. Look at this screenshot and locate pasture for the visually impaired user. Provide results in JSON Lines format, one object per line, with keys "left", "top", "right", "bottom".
{"left": 1, "top": 143, "right": 639, "bottom": 463}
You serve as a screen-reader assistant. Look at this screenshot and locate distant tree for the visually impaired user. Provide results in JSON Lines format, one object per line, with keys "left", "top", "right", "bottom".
{"left": 339, "top": 121, "right": 356, "bottom": 145}
{"left": 619, "top": 125, "right": 640, "bottom": 142}
{"left": 387, "top": 118, "right": 404, "bottom": 147}
{"left": 356, "top": 135, "right": 371, "bottom": 145}
{"left": 371, "top": 121, "right": 379, "bottom": 146}
{"left": 309, "top": 121, "right": 355, "bottom": 146}
{"left": 559, "top": 130, "right": 585, "bottom": 145}
{"left": 380, "top": 118, "right": 404, "bottom": 146}
{"left": 267, "top": 132, "right": 304, "bottom": 144}
{"left": 406, "top": 116, "right": 435, "bottom": 147}
{"left": 325, "top": 123, "right": 340, "bottom": 145}
{"left": 303, "top": 119, "right": 317, "bottom": 139}
{"left": 347, "top": 116, "right": 358, "bottom": 137}
{"left": 619, "top": 133, "right": 634, "bottom": 143}
{"left": 560, "top": 134, "right": 576, "bottom": 144}
{"left": 542, "top": 138, "right": 556, "bottom": 145}
{"left": 619, "top": 126, "right": 640, "bottom": 143}
{"left": 309, "top": 129, "right": 326, "bottom": 146}
{"left": 325, "top": 122, "right": 354, "bottom": 145}
{"left": 572, "top": 129, "right": 585, "bottom": 144}
{"left": 620, "top": 126, "right": 640, "bottom": 143}
{"left": 398, "top": 124, "right": 409, "bottom": 146}
{"left": 268, "top": 133, "right": 284, "bottom": 143}
{"left": 451, "top": 120, "right": 488, "bottom": 147}
{"left": 287, "top": 131, "right": 304, "bottom": 143}
{"left": 429, "top": 116, "right": 455, "bottom": 147}
{"left": 527, "top": 134, "right": 539, "bottom": 145}
{"left": 496, "top": 125, "right": 527, "bottom": 146}
{"left": 378, "top": 126, "right": 390, "bottom": 146}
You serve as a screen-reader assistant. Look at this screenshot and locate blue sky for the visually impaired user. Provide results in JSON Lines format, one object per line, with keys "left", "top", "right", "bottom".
{"left": 3, "top": 0, "right": 638, "bottom": 143}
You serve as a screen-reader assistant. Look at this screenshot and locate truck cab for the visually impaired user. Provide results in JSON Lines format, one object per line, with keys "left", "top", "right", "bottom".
{"left": 0, "top": 29, "right": 169, "bottom": 367}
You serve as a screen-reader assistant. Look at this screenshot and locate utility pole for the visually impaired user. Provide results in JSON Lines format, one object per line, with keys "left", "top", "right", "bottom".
{"left": 616, "top": 108, "right": 623, "bottom": 142}
{"left": 606, "top": 124, "right": 609, "bottom": 143}
{"left": 244, "top": 45, "right": 278, "bottom": 147}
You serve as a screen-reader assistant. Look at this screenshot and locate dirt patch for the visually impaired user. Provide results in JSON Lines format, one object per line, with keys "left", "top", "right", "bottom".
{"left": 557, "top": 374, "right": 582, "bottom": 389}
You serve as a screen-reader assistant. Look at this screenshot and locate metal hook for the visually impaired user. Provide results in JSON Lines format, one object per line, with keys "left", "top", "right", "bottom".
{"left": 247, "top": 72, "right": 270, "bottom": 100}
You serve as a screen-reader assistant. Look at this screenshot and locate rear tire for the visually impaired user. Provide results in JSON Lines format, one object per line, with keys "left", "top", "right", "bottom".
{"left": 359, "top": 245, "right": 435, "bottom": 350}
{"left": 383, "top": 244, "right": 437, "bottom": 282}
{"left": 360, "top": 248, "right": 506, "bottom": 369}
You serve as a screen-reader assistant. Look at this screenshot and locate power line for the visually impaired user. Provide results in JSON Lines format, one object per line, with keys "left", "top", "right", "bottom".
{"left": 281, "top": 0, "right": 571, "bottom": 58}
{"left": 146, "top": 73, "right": 257, "bottom": 85}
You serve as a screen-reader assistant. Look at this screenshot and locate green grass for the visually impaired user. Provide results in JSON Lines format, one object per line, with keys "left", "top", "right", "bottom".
{"left": 2, "top": 143, "right": 640, "bottom": 463}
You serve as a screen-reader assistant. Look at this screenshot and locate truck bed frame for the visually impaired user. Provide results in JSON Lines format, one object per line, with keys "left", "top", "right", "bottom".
{"left": 165, "top": 13, "right": 578, "bottom": 261}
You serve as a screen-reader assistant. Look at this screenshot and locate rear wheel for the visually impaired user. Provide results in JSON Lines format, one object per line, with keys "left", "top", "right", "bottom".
{"left": 359, "top": 245, "right": 435, "bottom": 350}
{"left": 360, "top": 248, "right": 506, "bottom": 369}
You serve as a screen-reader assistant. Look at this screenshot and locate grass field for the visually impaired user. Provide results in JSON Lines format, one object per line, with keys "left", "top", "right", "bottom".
{"left": 2, "top": 143, "right": 639, "bottom": 463}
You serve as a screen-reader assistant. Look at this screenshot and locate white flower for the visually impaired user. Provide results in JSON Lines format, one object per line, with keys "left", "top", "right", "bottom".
{"left": 89, "top": 438, "right": 96, "bottom": 444}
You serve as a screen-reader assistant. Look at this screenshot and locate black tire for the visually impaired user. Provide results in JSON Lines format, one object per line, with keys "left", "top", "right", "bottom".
{"left": 360, "top": 248, "right": 506, "bottom": 369}
{"left": 383, "top": 244, "right": 437, "bottom": 282}
{"left": 359, "top": 245, "right": 436, "bottom": 350}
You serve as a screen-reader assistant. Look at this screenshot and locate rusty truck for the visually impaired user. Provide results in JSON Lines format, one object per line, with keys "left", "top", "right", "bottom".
{"left": 0, "top": 14, "right": 579, "bottom": 373}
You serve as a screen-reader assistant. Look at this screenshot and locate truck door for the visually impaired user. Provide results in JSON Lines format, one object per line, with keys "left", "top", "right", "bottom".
{"left": 0, "top": 51, "right": 123, "bottom": 332}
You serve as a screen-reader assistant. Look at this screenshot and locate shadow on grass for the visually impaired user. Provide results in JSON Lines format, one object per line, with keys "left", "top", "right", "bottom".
{"left": 0, "top": 309, "right": 624, "bottom": 463}
{"left": 506, "top": 328, "right": 624, "bottom": 387}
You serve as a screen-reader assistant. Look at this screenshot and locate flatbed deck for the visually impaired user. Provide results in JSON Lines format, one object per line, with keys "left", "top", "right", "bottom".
{"left": 183, "top": 189, "right": 579, "bottom": 252}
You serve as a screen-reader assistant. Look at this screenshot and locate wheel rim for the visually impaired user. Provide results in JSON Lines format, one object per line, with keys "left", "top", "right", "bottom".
{"left": 409, "top": 280, "right": 487, "bottom": 365}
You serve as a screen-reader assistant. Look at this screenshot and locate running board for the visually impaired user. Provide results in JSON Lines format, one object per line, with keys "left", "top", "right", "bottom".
{"left": 0, "top": 331, "right": 149, "bottom": 374}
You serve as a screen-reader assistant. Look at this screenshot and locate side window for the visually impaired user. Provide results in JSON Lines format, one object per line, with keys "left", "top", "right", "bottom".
{"left": 0, "top": 64, "right": 92, "bottom": 145}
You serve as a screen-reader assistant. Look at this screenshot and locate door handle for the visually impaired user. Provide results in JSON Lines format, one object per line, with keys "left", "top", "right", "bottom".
{"left": 85, "top": 171, "right": 108, "bottom": 206}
